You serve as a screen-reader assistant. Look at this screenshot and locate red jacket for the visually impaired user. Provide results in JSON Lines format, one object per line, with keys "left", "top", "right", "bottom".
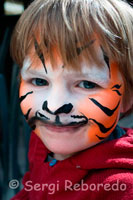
{"left": 11, "top": 128, "right": 133, "bottom": 200}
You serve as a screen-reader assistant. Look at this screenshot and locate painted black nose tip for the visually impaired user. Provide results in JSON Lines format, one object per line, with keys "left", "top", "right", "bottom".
{"left": 42, "top": 101, "right": 73, "bottom": 115}
{"left": 54, "top": 103, "right": 73, "bottom": 115}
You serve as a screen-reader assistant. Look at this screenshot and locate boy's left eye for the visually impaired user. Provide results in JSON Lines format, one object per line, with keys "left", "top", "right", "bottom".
{"left": 77, "top": 81, "right": 97, "bottom": 89}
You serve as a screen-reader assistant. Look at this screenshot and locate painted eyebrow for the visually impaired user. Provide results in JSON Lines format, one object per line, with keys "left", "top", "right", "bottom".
{"left": 76, "top": 40, "right": 96, "bottom": 56}
{"left": 34, "top": 38, "right": 48, "bottom": 74}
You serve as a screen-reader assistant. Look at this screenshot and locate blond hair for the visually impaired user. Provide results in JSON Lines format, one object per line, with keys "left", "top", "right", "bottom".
{"left": 10, "top": 0, "right": 133, "bottom": 114}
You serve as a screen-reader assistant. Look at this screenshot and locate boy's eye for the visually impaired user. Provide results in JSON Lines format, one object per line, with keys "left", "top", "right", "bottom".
{"left": 32, "top": 78, "right": 49, "bottom": 86}
{"left": 77, "top": 81, "right": 97, "bottom": 89}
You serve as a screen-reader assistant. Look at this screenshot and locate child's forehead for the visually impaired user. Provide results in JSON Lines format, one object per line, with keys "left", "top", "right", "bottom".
{"left": 28, "top": 38, "right": 105, "bottom": 68}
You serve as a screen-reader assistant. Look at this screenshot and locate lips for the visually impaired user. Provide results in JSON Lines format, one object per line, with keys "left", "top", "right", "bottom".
{"left": 29, "top": 111, "right": 88, "bottom": 132}
{"left": 44, "top": 122, "right": 87, "bottom": 133}
{"left": 37, "top": 118, "right": 88, "bottom": 133}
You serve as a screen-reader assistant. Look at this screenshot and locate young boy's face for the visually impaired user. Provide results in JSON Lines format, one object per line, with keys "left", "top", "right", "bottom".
{"left": 19, "top": 40, "right": 124, "bottom": 158}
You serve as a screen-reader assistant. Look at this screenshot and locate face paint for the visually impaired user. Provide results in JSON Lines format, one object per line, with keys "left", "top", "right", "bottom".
{"left": 101, "top": 46, "right": 110, "bottom": 73}
{"left": 76, "top": 40, "right": 96, "bottom": 55}
{"left": 34, "top": 38, "right": 47, "bottom": 74}
{"left": 19, "top": 42, "right": 124, "bottom": 158}
{"left": 78, "top": 61, "right": 124, "bottom": 143}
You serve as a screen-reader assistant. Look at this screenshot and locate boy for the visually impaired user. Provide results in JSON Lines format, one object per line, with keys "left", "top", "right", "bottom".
{"left": 11, "top": 0, "right": 133, "bottom": 199}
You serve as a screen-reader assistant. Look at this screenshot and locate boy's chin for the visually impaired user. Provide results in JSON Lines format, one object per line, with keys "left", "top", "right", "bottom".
{"left": 39, "top": 135, "right": 97, "bottom": 160}
{"left": 44, "top": 142, "right": 79, "bottom": 157}
{"left": 34, "top": 125, "right": 101, "bottom": 160}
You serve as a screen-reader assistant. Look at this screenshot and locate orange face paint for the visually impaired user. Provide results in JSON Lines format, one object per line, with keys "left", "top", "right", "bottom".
{"left": 78, "top": 62, "right": 124, "bottom": 143}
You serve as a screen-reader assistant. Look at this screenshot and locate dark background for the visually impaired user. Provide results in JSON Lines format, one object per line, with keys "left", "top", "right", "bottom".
{"left": 0, "top": 1, "right": 32, "bottom": 200}
{"left": 0, "top": 0, "right": 132, "bottom": 199}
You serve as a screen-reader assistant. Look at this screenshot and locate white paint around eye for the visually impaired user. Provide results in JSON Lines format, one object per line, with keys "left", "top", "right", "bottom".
{"left": 79, "top": 63, "right": 110, "bottom": 87}
{"left": 62, "top": 45, "right": 110, "bottom": 87}
{"left": 78, "top": 45, "right": 110, "bottom": 86}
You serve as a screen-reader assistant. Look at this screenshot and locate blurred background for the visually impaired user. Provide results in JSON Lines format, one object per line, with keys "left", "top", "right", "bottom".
{"left": 0, "top": 0, "right": 132, "bottom": 200}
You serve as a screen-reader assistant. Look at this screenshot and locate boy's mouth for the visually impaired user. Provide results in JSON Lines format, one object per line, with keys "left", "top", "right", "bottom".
{"left": 28, "top": 113, "right": 88, "bottom": 132}
{"left": 43, "top": 120, "right": 88, "bottom": 132}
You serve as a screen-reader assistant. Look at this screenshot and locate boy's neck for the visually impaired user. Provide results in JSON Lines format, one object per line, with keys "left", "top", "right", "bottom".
{"left": 53, "top": 153, "right": 74, "bottom": 161}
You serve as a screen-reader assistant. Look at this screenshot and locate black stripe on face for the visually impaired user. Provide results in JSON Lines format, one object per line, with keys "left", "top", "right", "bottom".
{"left": 111, "top": 84, "right": 122, "bottom": 96}
{"left": 89, "top": 98, "right": 120, "bottom": 116}
{"left": 19, "top": 91, "right": 33, "bottom": 103}
{"left": 112, "top": 90, "right": 122, "bottom": 96}
{"left": 96, "top": 135, "right": 107, "bottom": 140}
{"left": 112, "top": 84, "right": 122, "bottom": 89}
{"left": 89, "top": 118, "right": 117, "bottom": 133}
{"left": 42, "top": 101, "right": 53, "bottom": 114}
{"left": 71, "top": 115, "right": 88, "bottom": 120}
{"left": 24, "top": 108, "right": 32, "bottom": 120}
{"left": 36, "top": 111, "right": 50, "bottom": 120}
{"left": 34, "top": 39, "right": 47, "bottom": 74}
{"left": 76, "top": 40, "right": 96, "bottom": 56}
{"left": 65, "top": 120, "right": 88, "bottom": 126}
{"left": 100, "top": 46, "right": 110, "bottom": 77}
{"left": 55, "top": 115, "right": 62, "bottom": 125}
{"left": 103, "top": 54, "right": 110, "bottom": 70}
{"left": 28, "top": 111, "right": 50, "bottom": 128}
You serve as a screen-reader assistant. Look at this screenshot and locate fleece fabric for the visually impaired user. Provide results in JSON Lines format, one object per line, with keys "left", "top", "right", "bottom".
{"left": 11, "top": 128, "right": 133, "bottom": 200}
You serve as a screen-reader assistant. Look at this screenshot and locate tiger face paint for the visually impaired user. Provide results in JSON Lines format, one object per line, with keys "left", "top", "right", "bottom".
{"left": 19, "top": 42, "right": 124, "bottom": 159}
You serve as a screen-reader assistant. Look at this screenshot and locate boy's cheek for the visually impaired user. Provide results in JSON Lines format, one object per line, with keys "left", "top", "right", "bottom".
{"left": 19, "top": 81, "right": 35, "bottom": 118}
{"left": 77, "top": 89, "right": 123, "bottom": 143}
{"left": 78, "top": 89, "right": 122, "bottom": 119}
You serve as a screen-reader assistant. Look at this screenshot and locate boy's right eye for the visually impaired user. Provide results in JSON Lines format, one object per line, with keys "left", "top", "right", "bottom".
{"left": 32, "top": 78, "right": 49, "bottom": 86}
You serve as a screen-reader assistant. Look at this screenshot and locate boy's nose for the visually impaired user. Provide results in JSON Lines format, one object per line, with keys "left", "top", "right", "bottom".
{"left": 42, "top": 101, "right": 73, "bottom": 115}
{"left": 41, "top": 81, "right": 74, "bottom": 115}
